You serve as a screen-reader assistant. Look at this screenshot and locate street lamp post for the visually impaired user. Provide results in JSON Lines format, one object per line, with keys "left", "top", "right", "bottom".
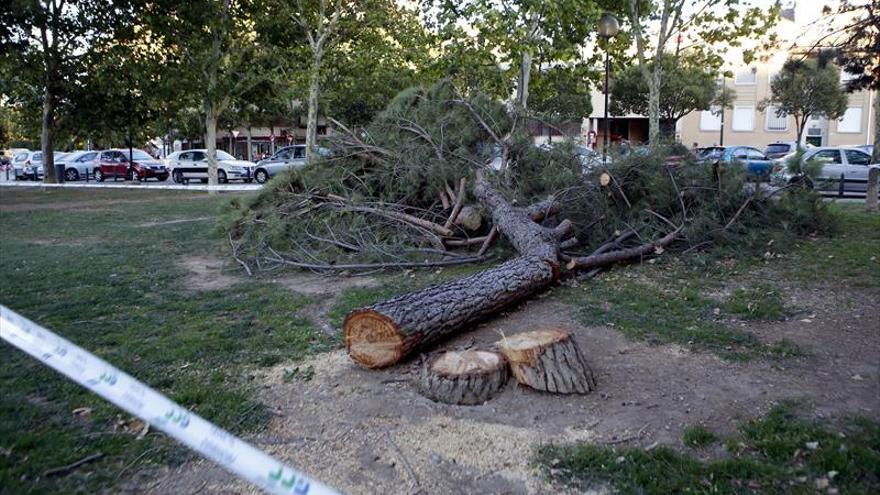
{"left": 597, "top": 13, "right": 619, "bottom": 167}
{"left": 231, "top": 130, "right": 240, "bottom": 158}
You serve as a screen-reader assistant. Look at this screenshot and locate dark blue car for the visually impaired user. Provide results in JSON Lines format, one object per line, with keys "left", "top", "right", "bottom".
{"left": 700, "top": 146, "right": 773, "bottom": 179}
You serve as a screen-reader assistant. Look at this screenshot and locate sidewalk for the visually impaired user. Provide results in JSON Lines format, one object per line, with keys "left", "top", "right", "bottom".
{"left": 0, "top": 172, "right": 262, "bottom": 192}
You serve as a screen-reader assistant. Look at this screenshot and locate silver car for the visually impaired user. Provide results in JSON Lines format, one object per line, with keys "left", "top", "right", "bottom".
{"left": 57, "top": 151, "right": 99, "bottom": 181}
{"left": 253, "top": 145, "right": 308, "bottom": 184}
{"left": 771, "top": 146, "right": 876, "bottom": 194}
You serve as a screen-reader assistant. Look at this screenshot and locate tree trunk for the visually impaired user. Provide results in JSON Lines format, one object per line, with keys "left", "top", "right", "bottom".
{"left": 418, "top": 350, "right": 509, "bottom": 405}
{"left": 305, "top": 54, "right": 321, "bottom": 162}
{"left": 205, "top": 109, "right": 218, "bottom": 193}
{"left": 647, "top": 66, "right": 662, "bottom": 145}
{"left": 41, "top": 86, "right": 57, "bottom": 183}
{"left": 497, "top": 329, "right": 596, "bottom": 394}
{"left": 517, "top": 50, "right": 532, "bottom": 109}
{"left": 344, "top": 255, "right": 557, "bottom": 368}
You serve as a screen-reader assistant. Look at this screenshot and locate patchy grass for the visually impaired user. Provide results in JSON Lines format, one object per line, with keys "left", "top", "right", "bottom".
{"left": 0, "top": 189, "right": 329, "bottom": 493}
{"left": 723, "top": 284, "right": 791, "bottom": 321}
{"left": 682, "top": 425, "right": 719, "bottom": 448}
{"left": 537, "top": 404, "right": 880, "bottom": 494}
{"left": 567, "top": 205, "right": 878, "bottom": 360}
{"left": 571, "top": 280, "right": 798, "bottom": 361}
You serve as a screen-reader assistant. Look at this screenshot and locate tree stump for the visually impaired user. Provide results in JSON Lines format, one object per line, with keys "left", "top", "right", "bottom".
{"left": 497, "top": 329, "right": 596, "bottom": 394}
{"left": 418, "top": 350, "right": 509, "bottom": 405}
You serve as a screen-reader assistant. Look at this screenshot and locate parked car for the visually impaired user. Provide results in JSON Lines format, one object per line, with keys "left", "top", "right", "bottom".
{"left": 253, "top": 145, "right": 331, "bottom": 183}
{"left": 856, "top": 144, "right": 873, "bottom": 157}
{"left": 254, "top": 145, "right": 307, "bottom": 183}
{"left": 56, "top": 150, "right": 99, "bottom": 181}
{"left": 12, "top": 151, "right": 68, "bottom": 180}
{"left": 92, "top": 149, "right": 168, "bottom": 182}
{"left": 167, "top": 149, "right": 255, "bottom": 183}
{"left": 771, "top": 146, "right": 876, "bottom": 194}
{"left": 698, "top": 146, "right": 773, "bottom": 178}
{"left": 763, "top": 141, "right": 808, "bottom": 159}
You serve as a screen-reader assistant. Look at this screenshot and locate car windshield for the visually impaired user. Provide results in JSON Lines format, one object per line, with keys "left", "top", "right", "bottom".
{"left": 216, "top": 151, "right": 236, "bottom": 161}
{"left": 128, "top": 150, "right": 153, "bottom": 160}
{"left": 765, "top": 144, "right": 790, "bottom": 154}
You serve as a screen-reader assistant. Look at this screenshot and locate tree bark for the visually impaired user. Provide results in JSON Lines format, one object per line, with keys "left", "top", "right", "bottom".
{"left": 305, "top": 56, "right": 321, "bottom": 162}
{"left": 418, "top": 350, "right": 509, "bottom": 405}
{"left": 41, "top": 86, "right": 57, "bottom": 183}
{"left": 205, "top": 109, "right": 219, "bottom": 193}
{"left": 344, "top": 255, "right": 557, "bottom": 368}
{"left": 517, "top": 50, "right": 532, "bottom": 109}
{"left": 497, "top": 329, "right": 596, "bottom": 394}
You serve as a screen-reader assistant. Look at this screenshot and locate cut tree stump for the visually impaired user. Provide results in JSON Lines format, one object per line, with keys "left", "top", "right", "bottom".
{"left": 344, "top": 255, "right": 557, "bottom": 368}
{"left": 497, "top": 329, "right": 596, "bottom": 394}
{"left": 417, "top": 350, "right": 509, "bottom": 405}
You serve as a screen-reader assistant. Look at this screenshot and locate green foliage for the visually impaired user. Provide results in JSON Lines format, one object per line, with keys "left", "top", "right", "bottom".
{"left": 682, "top": 425, "right": 719, "bottom": 448}
{"left": 761, "top": 57, "right": 849, "bottom": 144}
{"left": 611, "top": 53, "right": 720, "bottom": 137}
{"left": 537, "top": 404, "right": 880, "bottom": 494}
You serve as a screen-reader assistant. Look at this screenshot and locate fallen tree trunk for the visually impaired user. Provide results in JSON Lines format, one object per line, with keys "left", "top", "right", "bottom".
{"left": 497, "top": 329, "right": 596, "bottom": 394}
{"left": 344, "top": 256, "right": 556, "bottom": 368}
{"left": 417, "top": 350, "right": 509, "bottom": 405}
{"left": 343, "top": 174, "right": 679, "bottom": 368}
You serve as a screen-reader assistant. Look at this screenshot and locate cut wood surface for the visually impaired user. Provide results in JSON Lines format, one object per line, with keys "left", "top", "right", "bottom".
{"left": 344, "top": 256, "right": 557, "bottom": 368}
{"left": 497, "top": 329, "right": 596, "bottom": 394}
{"left": 418, "top": 350, "right": 509, "bottom": 405}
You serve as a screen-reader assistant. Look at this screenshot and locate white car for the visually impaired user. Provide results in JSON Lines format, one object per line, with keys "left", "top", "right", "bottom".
{"left": 12, "top": 151, "right": 68, "bottom": 180}
{"left": 167, "top": 149, "right": 256, "bottom": 183}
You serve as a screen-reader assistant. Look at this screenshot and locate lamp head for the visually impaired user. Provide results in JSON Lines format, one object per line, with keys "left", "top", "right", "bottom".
{"left": 597, "top": 13, "right": 620, "bottom": 39}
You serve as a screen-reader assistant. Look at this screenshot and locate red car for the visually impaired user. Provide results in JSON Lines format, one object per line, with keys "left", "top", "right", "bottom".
{"left": 92, "top": 149, "right": 169, "bottom": 182}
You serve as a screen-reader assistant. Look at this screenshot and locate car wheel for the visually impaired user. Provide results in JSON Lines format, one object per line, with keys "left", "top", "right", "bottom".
{"left": 94, "top": 169, "right": 104, "bottom": 182}
{"left": 789, "top": 176, "right": 813, "bottom": 190}
{"left": 255, "top": 169, "right": 269, "bottom": 184}
{"left": 218, "top": 170, "right": 228, "bottom": 184}
{"left": 65, "top": 168, "right": 79, "bottom": 181}
{"left": 172, "top": 170, "right": 183, "bottom": 183}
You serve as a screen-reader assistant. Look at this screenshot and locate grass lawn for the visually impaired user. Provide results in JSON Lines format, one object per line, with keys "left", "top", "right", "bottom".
{"left": 0, "top": 188, "right": 330, "bottom": 493}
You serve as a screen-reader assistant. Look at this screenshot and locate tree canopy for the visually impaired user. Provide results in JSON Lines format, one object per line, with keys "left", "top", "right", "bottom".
{"left": 760, "top": 56, "right": 848, "bottom": 150}
{"left": 611, "top": 53, "right": 720, "bottom": 139}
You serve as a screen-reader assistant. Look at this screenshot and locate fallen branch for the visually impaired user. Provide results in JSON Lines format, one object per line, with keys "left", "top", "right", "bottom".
{"left": 44, "top": 452, "right": 104, "bottom": 477}
{"left": 444, "top": 177, "right": 467, "bottom": 230}
{"left": 566, "top": 227, "right": 681, "bottom": 271}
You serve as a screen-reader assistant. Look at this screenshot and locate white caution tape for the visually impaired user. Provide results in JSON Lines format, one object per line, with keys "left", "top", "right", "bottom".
{"left": 0, "top": 305, "right": 341, "bottom": 495}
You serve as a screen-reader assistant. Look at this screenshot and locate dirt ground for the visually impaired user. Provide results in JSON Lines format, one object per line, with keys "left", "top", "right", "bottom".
{"left": 121, "top": 256, "right": 880, "bottom": 495}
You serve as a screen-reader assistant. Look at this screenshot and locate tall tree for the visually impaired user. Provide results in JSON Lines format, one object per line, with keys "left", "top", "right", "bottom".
{"left": 0, "top": 0, "right": 129, "bottom": 182}
{"left": 611, "top": 52, "right": 723, "bottom": 139}
{"left": 626, "top": 0, "right": 780, "bottom": 145}
{"left": 760, "top": 56, "right": 848, "bottom": 150}
{"left": 143, "top": 0, "right": 265, "bottom": 188}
